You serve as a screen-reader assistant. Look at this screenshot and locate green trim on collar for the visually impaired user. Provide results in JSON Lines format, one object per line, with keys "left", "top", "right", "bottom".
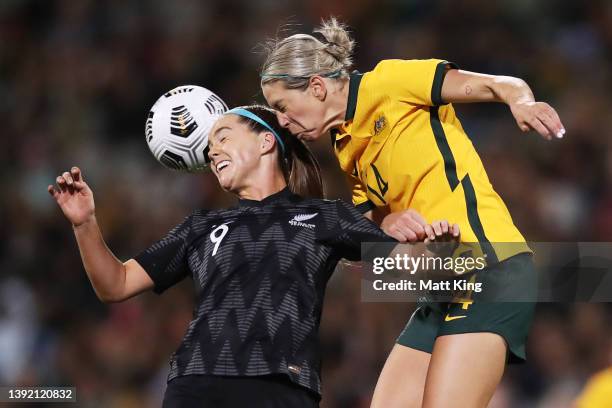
{"left": 345, "top": 71, "right": 363, "bottom": 121}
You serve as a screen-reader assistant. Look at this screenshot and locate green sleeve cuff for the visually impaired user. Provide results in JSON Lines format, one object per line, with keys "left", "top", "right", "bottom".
{"left": 431, "top": 61, "right": 459, "bottom": 106}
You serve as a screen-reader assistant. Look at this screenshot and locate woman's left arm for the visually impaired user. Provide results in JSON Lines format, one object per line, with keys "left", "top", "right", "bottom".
{"left": 440, "top": 69, "right": 565, "bottom": 140}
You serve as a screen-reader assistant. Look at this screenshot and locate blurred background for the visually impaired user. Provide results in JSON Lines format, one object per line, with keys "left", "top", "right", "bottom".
{"left": 1, "top": 0, "right": 611, "bottom": 406}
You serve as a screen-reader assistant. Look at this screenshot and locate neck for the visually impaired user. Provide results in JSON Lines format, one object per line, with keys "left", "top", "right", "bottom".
{"left": 322, "top": 78, "right": 350, "bottom": 133}
{"left": 235, "top": 165, "right": 288, "bottom": 201}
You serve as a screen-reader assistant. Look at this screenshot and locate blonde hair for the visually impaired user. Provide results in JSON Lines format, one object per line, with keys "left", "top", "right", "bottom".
{"left": 261, "top": 17, "right": 355, "bottom": 90}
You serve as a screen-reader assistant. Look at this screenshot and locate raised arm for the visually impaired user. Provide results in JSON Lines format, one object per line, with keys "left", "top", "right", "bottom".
{"left": 48, "top": 167, "right": 153, "bottom": 303}
{"left": 441, "top": 68, "right": 566, "bottom": 140}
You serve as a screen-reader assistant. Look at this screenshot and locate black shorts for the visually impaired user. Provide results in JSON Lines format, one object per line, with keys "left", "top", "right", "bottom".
{"left": 162, "top": 374, "right": 320, "bottom": 408}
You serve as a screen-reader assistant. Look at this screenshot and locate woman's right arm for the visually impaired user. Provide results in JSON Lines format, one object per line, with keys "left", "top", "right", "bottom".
{"left": 48, "top": 167, "right": 154, "bottom": 303}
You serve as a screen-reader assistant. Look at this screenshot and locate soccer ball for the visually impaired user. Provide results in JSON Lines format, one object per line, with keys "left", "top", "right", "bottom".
{"left": 145, "top": 85, "right": 228, "bottom": 171}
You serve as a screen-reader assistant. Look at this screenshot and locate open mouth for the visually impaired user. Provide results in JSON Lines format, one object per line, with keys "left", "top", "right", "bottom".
{"left": 216, "top": 160, "right": 231, "bottom": 172}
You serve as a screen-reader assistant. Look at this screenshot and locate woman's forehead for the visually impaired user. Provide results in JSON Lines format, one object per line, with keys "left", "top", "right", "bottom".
{"left": 211, "top": 115, "right": 238, "bottom": 134}
{"left": 218, "top": 114, "right": 239, "bottom": 126}
{"left": 262, "top": 81, "right": 288, "bottom": 103}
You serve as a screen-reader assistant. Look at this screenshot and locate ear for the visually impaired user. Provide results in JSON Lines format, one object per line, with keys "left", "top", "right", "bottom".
{"left": 259, "top": 132, "right": 277, "bottom": 155}
{"left": 309, "top": 76, "right": 327, "bottom": 101}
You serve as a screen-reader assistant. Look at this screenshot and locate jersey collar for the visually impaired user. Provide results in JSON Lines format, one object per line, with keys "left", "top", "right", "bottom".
{"left": 331, "top": 71, "right": 362, "bottom": 147}
{"left": 238, "top": 187, "right": 294, "bottom": 207}
{"left": 345, "top": 71, "right": 362, "bottom": 121}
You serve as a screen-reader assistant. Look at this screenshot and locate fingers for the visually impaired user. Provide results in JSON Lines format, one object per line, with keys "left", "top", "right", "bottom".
{"left": 62, "top": 171, "right": 74, "bottom": 186}
{"left": 431, "top": 221, "right": 442, "bottom": 236}
{"left": 396, "top": 226, "right": 418, "bottom": 243}
{"left": 382, "top": 209, "right": 434, "bottom": 243}
{"left": 528, "top": 117, "right": 552, "bottom": 140}
{"left": 536, "top": 103, "right": 565, "bottom": 139}
{"left": 538, "top": 112, "right": 562, "bottom": 139}
{"left": 47, "top": 184, "right": 59, "bottom": 199}
{"left": 517, "top": 102, "right": 566, "bottom": 140}
{"left": 71, "top": 166, "right": 82, "bottom": 182}
{"left": 56, "top": 175, "right": 68, "bottom": 192}
{"left": 406, "top": 209, "right": 427, "bottom": 228}
{"left": 518, "top": 121, "right": 530, "bottom": 132}
{"left": 403, "top": 217, "right": 426, "bottom": 241}
{"left": 55, "top": 167, "right": 87, "bottom": 191}
{"left": 428, "top": 220, "right": 457, "bottom": 242}
{"left": 431, "top": 220, "right": 449, "bottom": 236}
{"left": 402, "top": 209, "right": 427, "bottom": 240}
{"left": 549, "top": 107, "right": 566, "bottom": 138}
{"left": 386, "top": 227, "right": 410, "bottom": 243}
{"left": 424, "top": 224, "right": 435, "bottom": 241}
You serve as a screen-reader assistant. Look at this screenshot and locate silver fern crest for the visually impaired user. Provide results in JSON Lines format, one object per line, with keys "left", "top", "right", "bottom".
{"left": 293, "top": 213, "right": 318, "bottom": 222}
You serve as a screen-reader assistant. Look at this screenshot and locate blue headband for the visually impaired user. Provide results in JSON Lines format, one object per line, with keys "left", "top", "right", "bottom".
{"left": 225, "top": 108, "right": 286, "bottom": 155}
{"left": 260, "top": 69, "right": 342, "bottom": 80}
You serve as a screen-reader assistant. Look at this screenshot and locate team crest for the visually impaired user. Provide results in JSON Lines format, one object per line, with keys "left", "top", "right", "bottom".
{"left": 374, "top": 115, "right": 387, "bottom": 135}
{"left": 289, "top": 213, "right": 318, "bottom": 229}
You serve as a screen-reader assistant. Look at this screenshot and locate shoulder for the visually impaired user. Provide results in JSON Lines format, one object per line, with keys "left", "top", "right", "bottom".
{"left": 283, "top": 195, "right": 339, "bottom": 211}
{"left": 369, "top": 58, "right": 451, "bottom": 77}
{"left": 283, "top": 196, "right": 351, "bottom": 220}
{"left": 189, "top": 208, "right": 233, "bottom": 230}
{"left": 300, "top": 197, "right": 360, "bottom": 218}
{"left": 190, "top": 208, "right": 212, "bottom": 221}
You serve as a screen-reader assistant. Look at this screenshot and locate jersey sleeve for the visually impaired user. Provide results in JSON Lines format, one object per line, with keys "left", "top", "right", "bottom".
{"left": 133, "top": 214, "right": 193, "bottom": 294}
{"left": 323, "top": 200, "right": 396, "bottom": 261}
{"left": 346, "top": 172, "right": 375, "bottom": 214}
{"left": 371, "top": 59, "right": 458, "bottom": 106}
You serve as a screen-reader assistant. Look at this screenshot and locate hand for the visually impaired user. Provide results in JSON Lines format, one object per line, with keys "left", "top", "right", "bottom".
{"left": 424, "top": 220, "right": 460, "bottom": 261}
{"left": 424, "top": 220, "right": 460, "bottom": 243}
{"left": 381, "top": 209, "right": 428, "bottom": 242}
{"left": 510, "top": 100, "right": 565, "bottom": 140}
{"left": 48, "top": 167, "right": 95, "bottom": 227}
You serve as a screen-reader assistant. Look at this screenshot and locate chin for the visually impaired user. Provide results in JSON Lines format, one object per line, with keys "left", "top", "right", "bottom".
{"left": 215, "top": 175, "right": 233, "bottom": 192}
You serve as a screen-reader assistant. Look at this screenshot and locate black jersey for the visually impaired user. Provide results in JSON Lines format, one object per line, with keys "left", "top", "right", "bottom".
{"left": 135, "top": 188, "right": 394, "bottom": 395}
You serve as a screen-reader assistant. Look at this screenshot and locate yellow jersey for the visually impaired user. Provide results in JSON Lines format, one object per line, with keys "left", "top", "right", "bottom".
{"left": 331, "top": 59, "right": 530, "bottom": 262}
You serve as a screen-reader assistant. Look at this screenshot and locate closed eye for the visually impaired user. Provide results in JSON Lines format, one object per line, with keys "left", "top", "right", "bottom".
{"left": 272, "top": 102, "right": 286, "bottom": 113}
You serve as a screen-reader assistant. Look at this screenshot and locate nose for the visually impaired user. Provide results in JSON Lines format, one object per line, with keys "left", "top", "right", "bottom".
{"left": 207, "top": 143, "right": 219, "bottom": 162}
{"left": 276, "top": 111, "right": 291, "bottom": 129}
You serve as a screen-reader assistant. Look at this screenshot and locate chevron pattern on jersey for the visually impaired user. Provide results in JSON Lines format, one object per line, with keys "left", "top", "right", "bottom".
{"left": 135, "top": 189, "right": 393, "bottom": 395}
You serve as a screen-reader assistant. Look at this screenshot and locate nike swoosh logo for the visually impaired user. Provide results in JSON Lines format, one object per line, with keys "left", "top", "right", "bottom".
{"left": 444, "top": 314, "right": 467, "bottom": 322}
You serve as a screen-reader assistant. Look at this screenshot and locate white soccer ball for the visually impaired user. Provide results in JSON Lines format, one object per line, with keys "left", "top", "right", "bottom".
{"left": 145, "top": 85, "right": 228, "bottom": 171}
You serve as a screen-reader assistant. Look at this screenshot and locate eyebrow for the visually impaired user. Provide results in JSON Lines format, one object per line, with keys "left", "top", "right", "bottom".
{"left": 208, "top": 126, "right": 231, "bottom": 147}
{"left": 213, "top": 126, "right": 231, "bottom": 138}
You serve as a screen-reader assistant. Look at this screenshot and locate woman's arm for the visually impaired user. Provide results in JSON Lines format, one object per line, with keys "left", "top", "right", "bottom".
{"left": 441, "top": 68, "right": 565, "bottom": 140}
{"left": 72, "top": 219, "right": 153, "bottom": 302}
{"left": 48, "top": 167, "right": 153, "bottom": 303}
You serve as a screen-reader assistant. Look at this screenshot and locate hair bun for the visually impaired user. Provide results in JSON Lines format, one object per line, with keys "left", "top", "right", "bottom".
{"left": 260, "top": 16, "right": 355, "bottom": 89}
{"left": 313, "top": 17, "right": 355, "bottom": 68}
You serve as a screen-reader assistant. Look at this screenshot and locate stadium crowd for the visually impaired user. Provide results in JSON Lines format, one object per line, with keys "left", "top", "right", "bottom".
{"left": 1, "top": 0, "right": 611, "bottom": 406}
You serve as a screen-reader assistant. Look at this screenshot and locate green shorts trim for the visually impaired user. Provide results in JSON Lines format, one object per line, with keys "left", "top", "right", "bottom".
{"left": 396, "top": 252, "right": 536, "bottom": 363}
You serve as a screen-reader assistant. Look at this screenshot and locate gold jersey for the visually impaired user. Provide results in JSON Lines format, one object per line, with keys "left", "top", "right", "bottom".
{"left": 331, "top": 59, "right": 530, "bottom": 262}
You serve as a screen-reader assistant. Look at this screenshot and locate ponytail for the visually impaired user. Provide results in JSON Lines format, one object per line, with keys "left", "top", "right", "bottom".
{"left": 313, "top": 17, "right": 355, "bottom": 68}
{"left": 260, "top": 17, "right": 355, "bottom": 90}
{"left": 283, "top": 133, "right": 324, "bottom": 199}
